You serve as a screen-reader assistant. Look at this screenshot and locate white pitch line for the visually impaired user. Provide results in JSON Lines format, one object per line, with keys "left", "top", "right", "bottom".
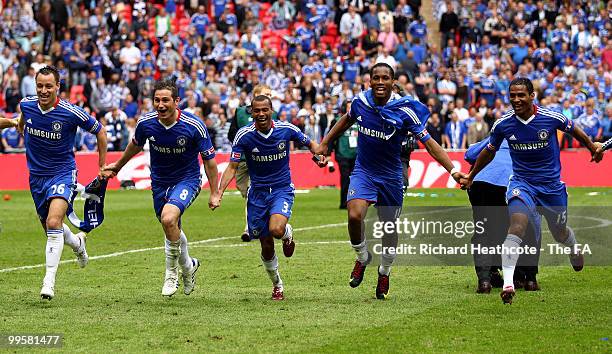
{"left": 0, "top": 236, "right": 233, "bottom": 273}
{"left": 294, "top": 222, "right": 346, "bottom": 232}
{"left": 191, "top": 240, "right": 349, "bottom": 249}
{"left": 0, "top": 222, "right": 349, "bottom": 273}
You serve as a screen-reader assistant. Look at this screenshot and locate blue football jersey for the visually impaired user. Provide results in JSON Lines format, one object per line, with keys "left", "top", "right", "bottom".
{"left": 348, "top": 90, "right": 430, "bottom": 180}
{"left": 487, "top": 106, "right": 574, "bottom": 184}
{"left": 133, "top": 110, "right": 215, "bottom": 186}
{"left": 21, "top": 97, "right": 101, "bottom": 176}
{"left": 230, "top": 121, "right": 310, "bottom": 188}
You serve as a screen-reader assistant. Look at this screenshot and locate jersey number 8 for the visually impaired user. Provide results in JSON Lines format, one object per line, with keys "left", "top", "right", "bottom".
{"left": 179, "top": 189, "right": 189, "bottom": 201}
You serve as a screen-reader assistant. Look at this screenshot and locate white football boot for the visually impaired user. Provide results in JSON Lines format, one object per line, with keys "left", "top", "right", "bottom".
{"left": 74, "top": 232, "right": 89, "bottom": 268}
{"left": 182, "top": 258, "right": 200, "bottom": 295}
{"left": 162, "top": 268, "right": 179, "bottom": 297}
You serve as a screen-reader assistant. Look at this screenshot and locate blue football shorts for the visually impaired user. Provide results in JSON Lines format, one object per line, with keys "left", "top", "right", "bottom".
{"left": 152, "top": 179, "right": 201, "bottom": 219}
{"left": 347, "top": 169, "right": 403, "bottom": 208}
{"left": 506, "top": 177, "right": 568, "bottom": 235}
{"left": 246, "top": 184, "right": 294, "bottom": 239}
{"left": 29, "top": 170, "right": 77, "bottom": 222}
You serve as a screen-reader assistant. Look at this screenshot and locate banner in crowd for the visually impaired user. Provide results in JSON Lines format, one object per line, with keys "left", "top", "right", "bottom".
{"left": 0, "top": 151, "right": 610, "bottom": 190}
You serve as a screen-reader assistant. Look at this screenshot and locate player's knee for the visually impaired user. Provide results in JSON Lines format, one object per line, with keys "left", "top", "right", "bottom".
{"left": 550, "top": 227, "right": 568, "bottom": 243}
{"left": 45, "top": 215, "right": 63, "bottom": 230}
{"left": 269, "top": 224, "right": 285, "bottom": 239}
{"left": 508, "top": 222, "right": 527, "bottom": 237}
{"left": 348, "top": 208, "right": 363, "bottom": 225}
{"left": 160, "top": 213, "right": 179, "bottom": 230}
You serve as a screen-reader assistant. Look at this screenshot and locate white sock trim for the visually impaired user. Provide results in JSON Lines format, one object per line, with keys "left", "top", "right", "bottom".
{"left": 379, "top": 265, "right": 391, "bottom": 276}
{"left": 351, "top": 240, "right": 368, "bottom": 263}
{"left": 281, "top": 224, "right": 293, "bottom": 241}
{"left": 561, "top": 226, "right": 576, "bottom": 247}
{"left": 261, "top": 254, "right": 278, "bottom": 271}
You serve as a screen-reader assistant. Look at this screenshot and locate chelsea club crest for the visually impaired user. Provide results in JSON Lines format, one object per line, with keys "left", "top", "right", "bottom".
{"left": 537, "top": 129, "right": 549, "bottom": 141}
{"left": 51, "top": 121, "right": 62, "bottom": 132}
{"left": 277, "top": 141, "right": 286, "bottom": 151}
{"left": 176, "top": 136, "right": 187, "bottom": 146}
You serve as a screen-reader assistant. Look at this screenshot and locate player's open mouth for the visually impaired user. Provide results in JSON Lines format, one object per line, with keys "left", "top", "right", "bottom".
{"left": 375, "top": 87, "right": 386, "bottom": 94}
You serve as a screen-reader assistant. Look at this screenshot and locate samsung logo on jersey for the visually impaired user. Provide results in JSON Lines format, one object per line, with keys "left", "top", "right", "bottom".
{"left": 251, "top": 151, "right": 287, "bottom": 162}
{"left": 151, "top": 143, "right": 186, "bottom": 154}
{"left": 510, "top": 141, "right": 550, "bottom": 151}
{"left": 359, "top": 125, "right": 393, "bottom": 140}
{"left": 26, "top": 126, "right": 61, "bottom": 140}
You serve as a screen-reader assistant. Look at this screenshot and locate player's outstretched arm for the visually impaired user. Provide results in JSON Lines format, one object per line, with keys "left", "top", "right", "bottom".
{"left": 423, "top": 138, "right": 466, "bottom": 184}
{"left": 96, "top": 126, "right": 108, "bottom": 177}
{"left": 465, "top": 147, "right": 496, "bottom": 189}
{"left": 0, "top": 117, "right": 18, "bottom": 129}
{"left": 570, "top": 125, "right": 599, "bottom": 162}
{"left": 202, "top": 157, "right": 219, "bottom": 209}
{"left": 211, "top": 161, "right": 239, "bottom": 210}
{"left": 315, "top": 113, "right": 356, "bottom": 156}
{"left": 101, "top": 140, "right": 143, "bottom": 179}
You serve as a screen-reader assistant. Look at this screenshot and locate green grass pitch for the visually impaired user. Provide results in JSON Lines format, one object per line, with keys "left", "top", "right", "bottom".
{"left": 0, "top": 188, "right": 610, "bottom": 352}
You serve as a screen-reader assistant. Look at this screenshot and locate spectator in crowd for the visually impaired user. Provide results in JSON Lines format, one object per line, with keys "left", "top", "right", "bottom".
{"left": 437, "top": 71, "right": 456, "bottom": 111}
{"left": 120, "top": 40, "right": 142, "bottom": 73}
{"left": 466, "top": 111, "right": 489, "bottom": 145}
{"left": 2, "top": 124, "right": 24, "bottom": 152}
{"left": 576, "top": 99, "right": 602, "bottom": 142}
{"left": 363, "top": 4, "right": 380, "bottom": 31}
{"left": 426, "top": 112, "right": 443, "bottom": 145}
{"left": 2, "top": 70, "right": 19, "bottom": 110}
{"left": 270, "top": 0, "right": 296, "bottom": 29}
{"left": 443, "top": 112, "right": 466, "bottom": 150}
{"left": 304, "top": 113, "right": 322, "bottom": 143}
{"left": 340, "top": 5, "right": 364, "bottom": 46}
{"left": 104, "top": 107, "right": 127, "bottom": 151}
{"left": 155, "top": 7, "right": 172, "bottom": 40}
{"left": 437, "top": 8, "right": 456, "bottom": 45}
{"left": 80, "top": 128, "right": 99, "bottom": 152}
{"left": 20, "top": 67, "right": 36, "bottom": 97}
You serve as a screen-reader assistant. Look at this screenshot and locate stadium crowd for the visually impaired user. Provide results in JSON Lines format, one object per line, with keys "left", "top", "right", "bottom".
{"left": 0, "top": 0, "right": 611, "bottom": 154}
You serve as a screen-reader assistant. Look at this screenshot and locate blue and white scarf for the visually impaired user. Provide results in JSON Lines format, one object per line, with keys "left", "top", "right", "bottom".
{"left": 67, "top": 177, "right": 108, "bottom": 233}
